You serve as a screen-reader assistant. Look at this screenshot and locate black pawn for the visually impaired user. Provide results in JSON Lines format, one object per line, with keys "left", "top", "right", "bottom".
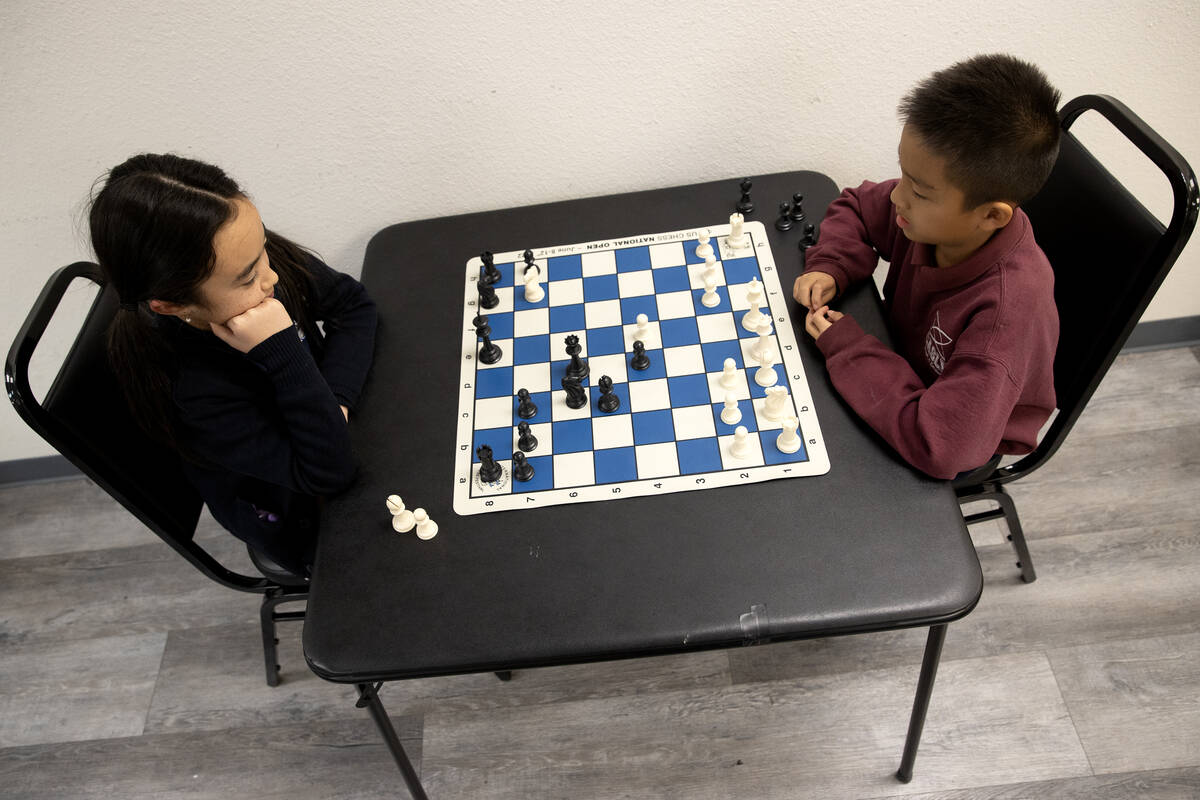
{"left": 630, "top": 340, "right": 651, "bottom": 371}
{"left": 790, "top": 193, "right": 806, "bottom": 223}
{"left": 516, "top": 388, "right": 538, "bottom": 419}
{"left": 562, "top": 375, "right": 588, "bottom": 409}
{"left": 511, "top": 451, "right": 535, "bottom": 482}
{"left": 480, "top": 251, "right": 501, "bottom": 284}
{"left": 517, "top": 420, "right": 538, "bottom": 452}
{"left": 736, "top": 177, "right": 755, "bottom": 214}
{"left": 775, "top": 201, "right": 795, "bottom": 232}
{"left": 800, "top": 223, "right": 817, "bottom": 250}
{"left": 563, "top": 334, "right": 590, "bottom": 380}
{"left": 477, "top": 444, "right": 502, "bottom": 483}
{"left": 473, "top": 314, "right": 502, "bottom": 364}
{"left": 597, "top": 375, "right": 620, "bottom": 413}
{"left": 478, "top": 269, "right": 499, "bottom": 309}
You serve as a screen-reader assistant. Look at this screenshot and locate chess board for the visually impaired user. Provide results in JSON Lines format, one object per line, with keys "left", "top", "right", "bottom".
{"left": 453, "top": 221, "right": 830, "bottom": 515}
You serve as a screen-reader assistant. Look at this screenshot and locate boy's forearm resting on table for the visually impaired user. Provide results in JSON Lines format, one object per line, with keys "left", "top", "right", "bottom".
{"left": 816, "top": 317, "right": 1015, "bottom": 479}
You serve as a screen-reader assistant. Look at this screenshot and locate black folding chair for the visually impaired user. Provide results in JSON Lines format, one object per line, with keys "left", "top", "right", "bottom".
{"left": 6, "top": 262, "right": 309, "bottom": 685}
{"left": 955, "top": 94, "right": 1199, "bottom": 582}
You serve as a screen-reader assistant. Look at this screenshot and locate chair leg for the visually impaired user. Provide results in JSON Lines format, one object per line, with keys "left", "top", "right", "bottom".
{"left": 992, "top": 485, "right": 1037, "bottom": 583}
{"left": 260, "top": 588, "right": 309, "bottom": 687}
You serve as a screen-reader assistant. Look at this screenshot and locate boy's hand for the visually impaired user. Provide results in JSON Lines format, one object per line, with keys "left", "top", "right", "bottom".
{"left": 210, "top": 297, "right": 294, "bottom": 353}
{"left": 793, "top": 271, "right": 837, "bottom": 309}
{"left": 805, "top": 305, "right": 844, "bottom": 340}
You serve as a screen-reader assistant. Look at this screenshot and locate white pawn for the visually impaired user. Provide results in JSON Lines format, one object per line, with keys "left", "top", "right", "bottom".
{"left": 727, "top": 212, "right": 747, "bottom": 249}
{"left": 388, "top": 496, "right": 416, "bottom": 533}
{"left": 634, "top": 312, "right": 650, "bottom": 343}
{"left": 741, "top": 278, "right": 766, "bottom": 331}
{"left": 523, "top": 268, "right": 544, "bottom": 303}
{"left": 700, "top": 271, "right": 720, "bottom": 307}
{"left": 695, "top": 229, "right": 713, "bottom": 259}
{"left": 754, "top": 348, "right": 778, "bottom": 387}
{"left": 776, "top": 416, "right": 802, "bottom": 454}
{"left": 751, "top": 319, "right": 774, "bottom": 362}
{"left": 413, "top": 508, "right": 438, "bottom": 540}
{"left": 730, "top": 425, "right": 752, "bottom": 459}
{"left": 719, "top": 357, "right": 740, "bottom": 390}
{"left": 762, "top": 386, "right": 791, "bottom": 422}
{"left": 720, "top": 392, "right": 742, "bottom": 425}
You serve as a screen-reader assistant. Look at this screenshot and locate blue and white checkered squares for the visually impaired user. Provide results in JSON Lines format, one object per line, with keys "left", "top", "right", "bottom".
{"left": 455, "top": 223, "right": 826, "bottom": 515}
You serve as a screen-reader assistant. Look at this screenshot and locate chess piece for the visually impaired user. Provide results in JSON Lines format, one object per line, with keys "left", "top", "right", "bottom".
{"left": 719, "top": 357, "right": 739, "bottom": 390}
{"left": 523, "top": 268, "right": 544, "bottom": 303}
{"left": 413, "top": 508, "right": 438, "bottom": 540}
{"left": 695, "top": 229, "right": 713, "bottom": 259}
{"left": 799, "top": 223, "right": 817, "bottom": 250}
{"left": 775, "top": 201, "right": 794, "bottom": 232}
{"left": 789, "top": 193, "right": 806, "bottom": 223}
{"left": 762, "top": 386, "right": 790, "bottom": 422}
{"left": 478, "top": 268, "right": 499, "bottom": 309}
{"left": 473, "top": 314, "right": 502, "bottom": 364}
{"left": 562, "top": 375, "right": 588, "bottom": 409}
{"left": 751, "top": 319, "right": 773, "bottom": 362}
{"left": 516, "top": 388, "right": 538, "bottom": 419}
{"left": 517, "top": 420, "right": 538, "bottom": 452}
{"left": 727, "top": 212, "right": 747, "bottom": 249}
{"left": 564, "top": 334, "right": 590, "bottom": 380}
{"left": 754, "top": 349, "right": 779, "bottom": 388}
{"left": 597, "top": 375, "right": 620, "bottom": 412}
{"left": 387, "top": 495, "right": 415, "bottom": 533}
{"left": 512, "top": 451, "right": 535, "bottom": 482}
{"left": 477, "top": 444, "right": 503, "bottom": 483}
{"left": 776, "top": 416, "right": 802, "bottom": 454}
{"left": 700, "top": 271, "right": 720, "bottom": 308}
{"left": 720, "top": 392, "right": 742, "bottom": 425}
{"left": 630, "top": 340, "right": 651, "bottom": 371}
{"left": 480, "top": 250, "right": 501, "bottom": 284}
{"left": 741, "top": 278, "right": 767, "bottom": 332}
{"left": 730, "top": 425, "right": 752, "bottom": 459}
{"left": 633, "top": 313, "right": 651, "bottom": 343}
{"left": 736, "top": 177, "right": 755, "bottom": 214}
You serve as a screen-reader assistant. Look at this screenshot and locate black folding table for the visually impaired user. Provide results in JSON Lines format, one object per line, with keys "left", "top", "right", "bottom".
{"left": 303, "top": 171, "right": 983, "bottom": 799}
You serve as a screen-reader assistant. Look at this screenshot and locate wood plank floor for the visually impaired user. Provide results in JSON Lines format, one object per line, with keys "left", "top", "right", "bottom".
{"left": 1, "top": 346, "right": 1198, "bottom": 799}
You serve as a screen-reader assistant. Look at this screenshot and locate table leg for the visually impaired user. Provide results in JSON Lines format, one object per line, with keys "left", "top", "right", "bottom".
{"left": 895, "top": 623, "right": 948, "bottom": 783}
{"left": 355, "top": 682, "right": 429, "bottom": 800}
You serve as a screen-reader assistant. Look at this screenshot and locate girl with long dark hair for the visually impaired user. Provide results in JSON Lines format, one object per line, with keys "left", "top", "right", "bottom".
{"left": 90, "top": 153, "right": 377, "bottom": 575}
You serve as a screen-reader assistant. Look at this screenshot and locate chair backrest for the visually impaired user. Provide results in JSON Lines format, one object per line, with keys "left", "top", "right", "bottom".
{"left": 992, "top": 95, "right": 1198, "bottom": 484}
{"left": 6, "top": 262, "right": 270, "bottom": 592}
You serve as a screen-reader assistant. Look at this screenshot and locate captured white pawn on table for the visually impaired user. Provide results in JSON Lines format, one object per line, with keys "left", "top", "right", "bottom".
{"left": 387, "top": 495, "right": 416, "bottom": 533}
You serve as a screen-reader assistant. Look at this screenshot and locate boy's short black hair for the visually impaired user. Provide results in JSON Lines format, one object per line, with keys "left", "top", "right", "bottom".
{"left": 899, "top": 53, "right": 1062, "bottom": 209}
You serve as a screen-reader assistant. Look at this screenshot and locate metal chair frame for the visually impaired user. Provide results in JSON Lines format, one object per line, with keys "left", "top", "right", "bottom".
{"left": 955, "top": 95, "right": 1199, "bottom": 581}
{"left": 6, "top": 262, "right": 307, "bottom": 685}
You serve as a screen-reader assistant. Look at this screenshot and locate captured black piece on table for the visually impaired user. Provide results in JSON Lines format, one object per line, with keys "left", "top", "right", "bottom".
{"left": 736, "top": 177, "right": 755, "bottom": 214}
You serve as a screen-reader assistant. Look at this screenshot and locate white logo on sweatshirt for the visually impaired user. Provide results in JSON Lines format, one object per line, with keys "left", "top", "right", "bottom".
{"left": 924, "top": 311, "right": 953, "bottom": 375}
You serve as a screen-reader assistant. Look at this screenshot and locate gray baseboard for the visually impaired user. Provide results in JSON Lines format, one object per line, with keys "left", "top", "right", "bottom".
{"left": 0, "top": 455, "right": 81, "bottom": 486}
{"left": 1122, "top": 315, "right": 1200, "bottom": 352}
{"left": 2, "top": 316, "right": 1197, "bottom": 488}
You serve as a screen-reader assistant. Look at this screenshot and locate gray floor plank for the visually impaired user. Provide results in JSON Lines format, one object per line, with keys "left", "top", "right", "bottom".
{"left": 0, "top": 632, "right": 166, "bottom": 748}
{"left": 1048, "top": 632, "right": 1200, "bottom": 775}
{"left": 875, "top": 765, "right": 1200, "bottom": 800}
{"left": 420, "top": 652, "right": 1089, "bottom": 800}
{"left": 1066, "top": 348, "right": 1200, "bottom": 439}
{"left": 0, "top": 538, "right": 259, "bottom": 648}
{"left": 0, "top": 716, "right": 421, "bottom": 800}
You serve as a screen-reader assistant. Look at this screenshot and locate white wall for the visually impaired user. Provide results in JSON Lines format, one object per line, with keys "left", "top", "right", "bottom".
{"left": 3, "top": 0, "right": 1198, "bottom": 461}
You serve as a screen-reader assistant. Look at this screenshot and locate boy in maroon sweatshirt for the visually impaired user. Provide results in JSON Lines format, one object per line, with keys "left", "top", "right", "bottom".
{"left": 794, "top": 53, "right": 1062, "bottom": 480}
